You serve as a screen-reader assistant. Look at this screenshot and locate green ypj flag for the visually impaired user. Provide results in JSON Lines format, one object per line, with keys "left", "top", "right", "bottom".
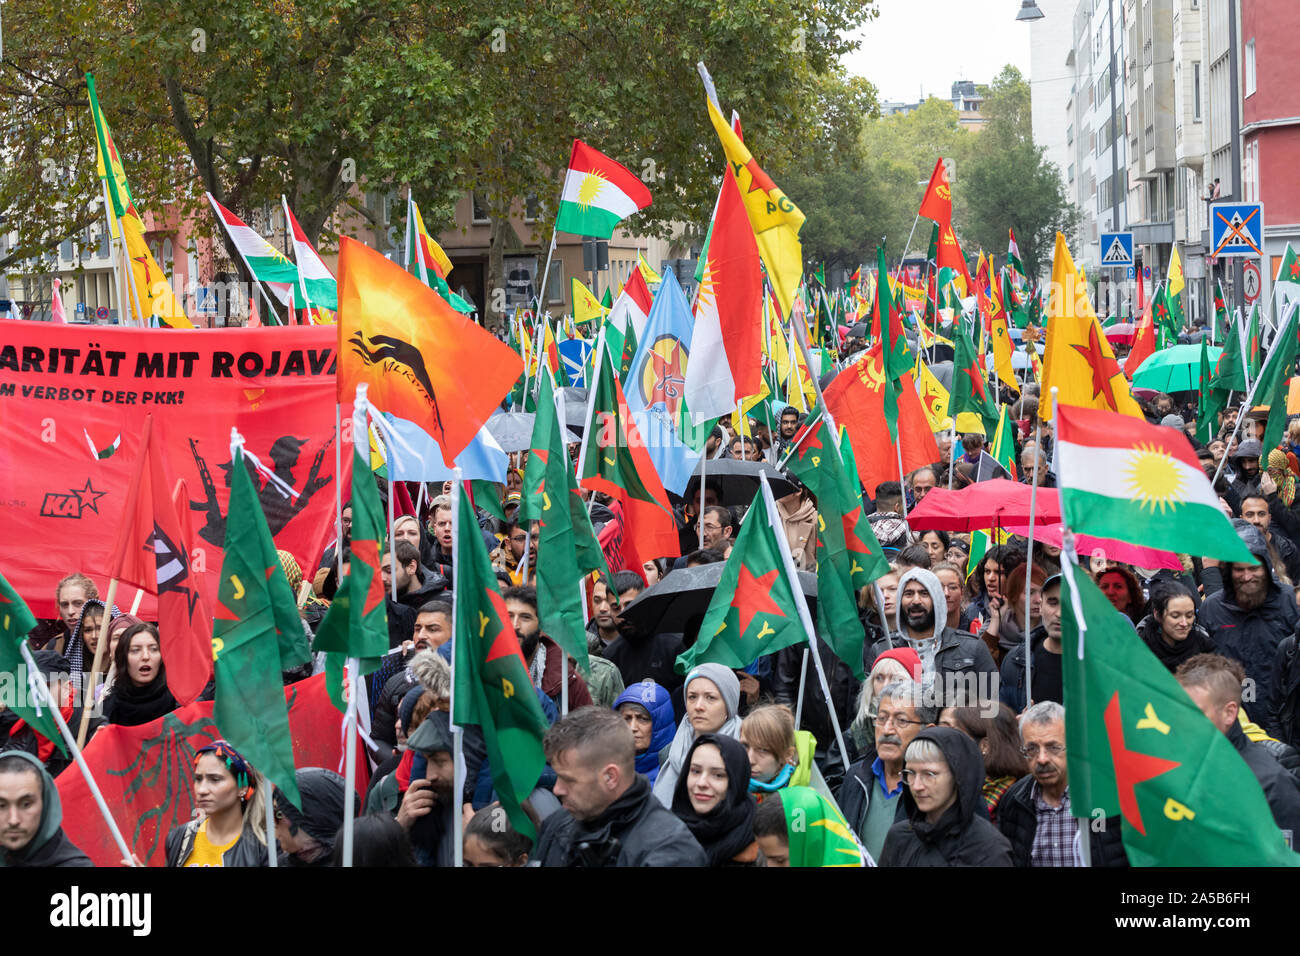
{"left": 1255, "top": 303, "right": 1300, "bottom": 453}
{"left": 1061, "top": 562, "right": 1299, "bottom": 866}
{"left": 452, "top": 482, "right": 549, "bottom": 841}
{"left": 1211, "top": 310, "right": 1248, "bottom": 393}
{"left": 212, "top": 436, "right": 309, "bottom": 808}
{"left": 0, "top": 570, "right": 64, "bottom": 753}
{"left": 1196, "top": 336, "right": 1223, "bottom": 445}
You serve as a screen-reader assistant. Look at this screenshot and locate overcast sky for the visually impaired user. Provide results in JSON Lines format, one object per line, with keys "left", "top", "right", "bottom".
{"left": 841, "top": 0, "right": 1033, "bottom": 104}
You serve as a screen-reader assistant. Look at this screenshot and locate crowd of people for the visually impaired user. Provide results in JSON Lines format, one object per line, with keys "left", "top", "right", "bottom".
{"left": 5, "top": 376, "right": 1300, "bottom": 868}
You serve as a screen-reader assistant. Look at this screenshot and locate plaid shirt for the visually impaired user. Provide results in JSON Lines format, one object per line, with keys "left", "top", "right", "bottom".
{"left": 1030, "top": 781, "right": 1079, "bottom": 867}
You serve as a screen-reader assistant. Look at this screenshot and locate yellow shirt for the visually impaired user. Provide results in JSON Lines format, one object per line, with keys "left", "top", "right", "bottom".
{"left": 183, "top": 819, "right": 239, "bottom": 867}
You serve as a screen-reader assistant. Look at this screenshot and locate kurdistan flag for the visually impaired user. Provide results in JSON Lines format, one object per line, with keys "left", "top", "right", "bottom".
{"left": 1061, "top": 562, "right": 1298, "bottom": 866}
{"left": 451, "top": 480, "right": 550, "bottom": 841}
{"left": 555, "top": 140, "right": 653, "bottom": 240}
{"left": 282, "top": 196, "right": 338, "bottom": 315}
{"left": 1056, "top": 404, "right": 1256, "bottom": 563}
{"left": 675, "top": 475, "right": 816, "bottom": 674}
{"left": 207, "top": 193, "right": 299, "bottom": 307}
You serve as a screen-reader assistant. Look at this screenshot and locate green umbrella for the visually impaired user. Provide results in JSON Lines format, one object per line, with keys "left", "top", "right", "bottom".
{"left": 1131, "top": 344, "right": 1222, "bottom": 394}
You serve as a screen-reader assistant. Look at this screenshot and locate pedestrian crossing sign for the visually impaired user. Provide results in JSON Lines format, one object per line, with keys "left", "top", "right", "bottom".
{"left": 1100, "top": 232, "right": 1134, "bottom": 268}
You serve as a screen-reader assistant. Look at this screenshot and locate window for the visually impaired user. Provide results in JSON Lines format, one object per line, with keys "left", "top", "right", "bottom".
{"left": 470, "top": 192, "right": 490, "bottom": 224}
{"left": 546, "top": 259, "right": 563, "bottom": 304}
{"left": 60, "top": 238, "right": 74, "bottom": 261}
{"left": 524, "top": 194, "right": 540, "bottom": 224}
{"left": 1245, "top": 40, "right": 1256, "bottom": 97}
{"left": 161, "top": 238, "right": 174, "bottom": 282}
{"left": 1193, "top": 62, "right": 1202, "bottom": 121}
{"left": 1067, "top": 123, "right": 1074, "bottom": 145}
{"left": 1068, "top": 163, "right": 1076, "bottom": 182}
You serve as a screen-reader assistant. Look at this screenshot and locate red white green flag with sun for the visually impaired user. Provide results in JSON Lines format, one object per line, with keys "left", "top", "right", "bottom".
{"left": 555, "top": 140, "right": 653, "bottom": 240}
{"left": 1056, "top": 404, "right": 1256, "bottom": 563}
{"left": 675, "top": 474, "right": 816, "bottom": 674}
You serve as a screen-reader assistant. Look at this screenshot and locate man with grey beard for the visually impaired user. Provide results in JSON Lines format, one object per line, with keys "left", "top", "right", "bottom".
{"left": 837, "top": 681, "right": 937, "bottom": 860}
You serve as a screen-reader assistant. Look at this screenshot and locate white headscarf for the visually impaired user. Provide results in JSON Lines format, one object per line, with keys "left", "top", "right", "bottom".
{"left": 650, "top": 663, "right": 744, "bottom": 806}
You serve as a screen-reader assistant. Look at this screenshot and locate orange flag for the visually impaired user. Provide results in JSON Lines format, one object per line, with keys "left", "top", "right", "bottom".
{"left": 825, "top": 345, "right": 940, "bottom": 496}
{"left": 337, "top": 237, "right": 522, "bottom": 466}
{"left": 919, "top": 157, "right": 953, "bottom": 225}
{"left": 1125, "top": 299, "right": 1157, "bottom": 381}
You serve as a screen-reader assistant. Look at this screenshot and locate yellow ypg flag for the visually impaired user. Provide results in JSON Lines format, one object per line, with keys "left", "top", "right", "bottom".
{"left": 571, "top": 277, "right": 607, "bottom": 326}
{"left": 1040, "top": 233, "right": 1141, "bottom": 421}
{"left": 122, "top": 219, "right": 193, "bottom": 328}
{"left": 700, "top": 64, "right": 805, "bottom": 322}
{"left": 636, "top": 254, "right": 661, "bottom": 286}
{"left": 1168, "top": 245, "right": 1185, "bottom": 297}
{"left": 915, "top": 356, "right": 952, "bottom": 431}
{"left": 990, "top": 312, "right": 1019, "bottom": 393}
{"left": 86, "top": 73, "right": 144, "bottom": 238}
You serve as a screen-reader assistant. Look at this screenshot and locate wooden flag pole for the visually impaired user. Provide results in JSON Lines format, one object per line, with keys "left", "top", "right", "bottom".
{"left": 20, "top": 641, "right": 133, "bottom": 863}
{"left": 76, "top": 576, "right": 117, "bottom": 748}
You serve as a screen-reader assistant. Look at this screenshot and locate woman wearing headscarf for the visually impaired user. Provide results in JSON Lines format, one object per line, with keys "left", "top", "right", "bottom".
{"left": 164, "top": 740, "right": 272, "bottom": 867}
{"left": 62, "top": 599, "right": 119, "bottom": 696}
{"left": 847, "top": 648, "right": 922, "bottom": 757}
{"left": 612, "top": 680, "right": 676, "bottom": 786}
{"left": 670, "top": 734, "right": 758, "bottom": 866}
{"left": 752, "top": 785, "right": 865, "bottom": 867}
{"left": 651, "top": 664, "right": 743, "bottom": 806}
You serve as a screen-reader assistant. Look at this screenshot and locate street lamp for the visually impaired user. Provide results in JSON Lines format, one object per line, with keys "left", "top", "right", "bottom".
{"left": 1015, "top": 1, "right": 1045, "bottom": 21}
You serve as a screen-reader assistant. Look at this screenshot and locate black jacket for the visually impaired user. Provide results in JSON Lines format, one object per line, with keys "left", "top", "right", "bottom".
{"left": 1229, "top": 720, "right": 1300, "bottom": 845}
{"left": 165, "top": 819, "right": 270, "bottom": 867}
{"left": 533, "top": 774, "right": 707, "bottom": 867}
{"left": 0, "top": 751, "right": 92, "bottom": 867}
{"left": 396, "top": 564, "right": 449, "bottom": 612}
{"left": 1199, "top": 523, "right": 1300, "bottom": 723}
{"left": 603, "top": 630, "right": 685, "bottom": 695}
{"left": 998, "top": 625, "right": 1048, "bottom": 713}
{"left": 773, "top": 636, "right": 858, "bottom": 783}
{"left": 877, "top": 727, "right": 1014, "bottom": 866}
{"left": 1268, "top": 633, "right": 1300, "bottom": 746}
{"left": 997, "top": 774, "right": 1128, "bottom": 867}
{"left": 1135, "top": 614, "right": 1217, "bottom": 673}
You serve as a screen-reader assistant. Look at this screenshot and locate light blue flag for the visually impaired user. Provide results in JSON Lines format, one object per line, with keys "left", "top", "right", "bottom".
{"left": 624, "top": 270, "right": 703, "bottom": 496}
{"left": 558, "top": 338, "right": 592, "bottom": 388}
{"left": 377, "top": 414, "right": 508, "bottom": 481}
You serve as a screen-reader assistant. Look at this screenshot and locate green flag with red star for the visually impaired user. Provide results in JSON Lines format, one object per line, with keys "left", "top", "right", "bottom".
{"left": 1212, "top": 279, "right": 1228, "bottom": 342}
{"left": 212, "top": 434, "right": 312, "bottom": 808}
{"left": 520, "top": 372, "right": 611, "bottom": 672}
{"left": 1254, "top": 302, "right": 1300, "bottom": 453}
{"left": 675, "top": 474, "right": 816, "bottom": 674}
{"left": 872, "top": 245, "right": 912, "bottom": 443}
{"left": 1210, "top": 309, "right": 1248, "bottom": 393}
{"left": 452, "top": 479, "right": 549, "bottom": 841}
{"left": 1061, "top": 561, "right": 1298, "bottom": 866}
{"left": 785, "top": 410, "right": 889, "bottom": 680}
{"left": 0, "top": 569, "right": 65, "bottom": 754}
{"left": 313, "top": 395, "right": 390, "bottom": 711}
{"left": 950, "top": 319, "right": 997, "bottom": 431}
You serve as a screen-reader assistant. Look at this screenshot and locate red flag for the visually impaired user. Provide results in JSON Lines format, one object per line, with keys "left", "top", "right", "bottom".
{"left": 168, "top": 479, "right": 213, "bottom": 704}
{"left": 918, "top": 158, "right": 953, "bottom": 224}
{"left": 937, "top": 223, "right": 974, "bottom": 291}
{"left": 1125, "top": 299, "right": 1157, "bottom": 381}
{"left": 106, "top": 415, "right": 158, "bottom": 590}
{"left": 825, "top": 346, "right": 940, "bottom": 495}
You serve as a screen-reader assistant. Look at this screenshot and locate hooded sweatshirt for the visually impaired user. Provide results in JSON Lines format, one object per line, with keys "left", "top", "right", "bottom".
{"left": 274, "top": 767, "right": 350, "bottom": 866}
{"left": 877, "top": 568, "right": 998, "bottom": 706}
{"left": 1200, "top": 521, "right": 1300, "bottom": 723}
{"left": 877, "top": 726, "right": 1015, "bottom": 866}
{"left": 0, "top": 751, "right": 93, "bottom": 867}
{"left": 652, "top": 664, "right": 743, "bottom": 807}
{"left": 612, "top": 680, "right": 676, "bottom": 786}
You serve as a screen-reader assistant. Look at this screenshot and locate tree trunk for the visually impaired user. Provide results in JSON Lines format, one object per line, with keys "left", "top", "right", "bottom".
{"left": 487, "top": 214, "right": 508, "bottom": 331}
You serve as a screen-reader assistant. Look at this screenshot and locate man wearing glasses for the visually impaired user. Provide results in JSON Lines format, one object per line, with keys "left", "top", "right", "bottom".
{"left": 838, "top": 680, "right": 937, "bottom": 859}
{"left": 997, "top": 701, "right": 1129, "bottom": 866}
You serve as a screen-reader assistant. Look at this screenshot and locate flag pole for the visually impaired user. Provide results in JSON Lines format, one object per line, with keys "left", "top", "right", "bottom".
{"left": 947, "top": 417, "right": 958, "bottom": 489}
{"left": 793, "top": 648, "right": 809, "bottom": 730}
{"left": 1023, "top": 416, "right": 1042, "bottom": 703}
{"left": 334, "top": 403, "right": 344, "bottom": 580}
{"left": 266, "top": 785, "right": 277, "bottom": 867}
{"left": 449, "top": 468, "right": 466, "bottom": 869}
{"left": 341, "top": 653, "right": 359, "bottom": 867}
{"left": 76, "top": 577, "right": 117, "bottom": 748}
{"left": 1211, "top": 372, "right": 1265, "bottom": 489}
{"left": 895, "top": 437, "right": 909, "bottom": 521}
{"left": 761, "top": 472, "right": 850, "bottom": 772}
{"left": 19, "top": 642, "right": 133, "bottom": 864}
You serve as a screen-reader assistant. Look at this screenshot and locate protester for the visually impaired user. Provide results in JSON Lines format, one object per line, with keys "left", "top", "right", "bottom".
{"left": 334, "top": 813, "right": 415, "bottom": 867}
{"left": 997, "top": 702, "right": 1128, "bottom": 867}
{"left": 910, "top": 467, "right": 938, "bottom": 504}
{"left": 670, "top": 734, "right": 759, "bottom": 865}
{"left": 918, "top": 530, "right": 950, "bottom": 565}
{"left": 847, "top": 647, "right": 922, "bottom": 755}
{"left": 62, "top": 598, "right": 115, "bottom": 695}
{"left": 273, "top": 768, "right": 352, "bottom": 867}
{"left": 752, "top": 786, "right": 864, "bottom": 867}
{"left": 589, "top": 570, "right": 645, "bottom": 657}
{"left": 740, "top": 703, "right": 835, "bottom": 802}
{"left": 383, "top": 538, "right": 449, "bottom": 611}
{"left": 392, "top": 711, "right": 458, "bottom": 866}
{"left": 1176, "top": 654, "right": 1300, "bottom": 840}
{"left": 1135, "top": 582, "right": 1215, "bottom": 672}
{"left": 503, "top": 586, "right": 595, "bottom": 710}
{"left": 164, "top": 740, "right": 271, "bottom": 867}
{"left": 1096, "top": 565, "right": 1146, "bottom": 624}
{"left": 966, "top": 544, "right": 1025, "bottom": 627}
{"left": 839, "top": 680, "right": 936, "bottom": 857}
{"left": 938, "top": 703, "right": 1025, "bottom": 821}
{"left": 612, "top": 679, "right": 676, "bottom": 787}
{"left": 652, "top": 664, "right": 744, "bottom": 806}
{"left": 0, "top": 650, "right": 87, "bottom": 776}
{"left": 535, "top": 707, "right": 706, "bottom": 866}
{"left": 776, "top": 490, "right": 817, "bottom": 569}
{"left": 36, "top": 572, "right": 99, "bottom": 654}
{"left": 102, "top": 623, "right": 178, "bottom": 727}
{"left": 699, "top": 505, "right": 737, "bottom": 555}
{"left": 878, "top": 727, "right": 1015, "bottom": 866}
{"left": 931, "top": 561, "right": 965, "bottom": 633}
{"left": 463, "top": 802, "right": 538, "bottom": 866}
{"left": 598, "top": 580, "right": 686, "bottom": 695}
{"left": 1000, "top": 573, "right": 1063, "bottom": 712}
{"left": 0, "top": 752, "right": 92, "bottom": 867}
{"left": 981, "top": 561, "right": 1046, "bottom": 663}
{"left": 1241, "top": 494, "right": 1300, "bottom": 584}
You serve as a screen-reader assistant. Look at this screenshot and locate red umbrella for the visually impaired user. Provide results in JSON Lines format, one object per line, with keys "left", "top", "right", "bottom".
{"left": 907, "top": 478, "right": 1061, "bottom": 532}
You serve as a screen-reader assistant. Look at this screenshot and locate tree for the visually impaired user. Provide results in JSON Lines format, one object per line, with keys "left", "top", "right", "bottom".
{"left": 960, "top": 65, "right": 1077, "bottom": 279}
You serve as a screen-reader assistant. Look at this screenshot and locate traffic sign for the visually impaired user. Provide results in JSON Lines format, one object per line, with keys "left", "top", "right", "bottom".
{"left": 1243, "top": 260, "right": 1262, "bottom": 304}
{"left": 75, "top": 302, "right": 86, "bottom": 314}
{"left": 95, "top": 306, "right": 109, "bottom": 321}
{"left": 1100, "top": 232, "right": 1134, "bottom": 268}
{"left": 1210, "top": 202, "right": 1264, "bottom": 257}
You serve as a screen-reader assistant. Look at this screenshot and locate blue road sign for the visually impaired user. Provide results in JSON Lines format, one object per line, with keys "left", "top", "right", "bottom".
{"left": 1210, "top": 202, "right": 1264, "bottom": 257}
{"left": 1100, "top": 232, "right": 1134, "bottom": 268}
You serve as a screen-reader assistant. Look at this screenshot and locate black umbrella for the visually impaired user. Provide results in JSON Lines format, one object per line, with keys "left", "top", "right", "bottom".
{"left": 847, "top": 321, "right": 870, "bottom": 339}
{"left": 685, "top": 458, "right": 797, "bottom": 506}
{"left": 620, "top": 562, "right": 818, "bottom": 637}
{"left": 559, "top": 386, "right": 588, "bottom": 431}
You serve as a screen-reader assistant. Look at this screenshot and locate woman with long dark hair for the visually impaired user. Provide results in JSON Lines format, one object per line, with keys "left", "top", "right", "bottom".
{"left": 102, "top": 623, "right": 177, "bottom": 726}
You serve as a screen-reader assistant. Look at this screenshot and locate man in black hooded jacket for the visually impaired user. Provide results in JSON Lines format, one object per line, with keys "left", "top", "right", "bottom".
{"left": 0, "top": 751, "right": 92, "bottom": 867}
{"left": 1199, "top": 520, "right": 1300, "bottom": 724}
{"left": 877, "top": 726, "right": 1014, "bottom": 866}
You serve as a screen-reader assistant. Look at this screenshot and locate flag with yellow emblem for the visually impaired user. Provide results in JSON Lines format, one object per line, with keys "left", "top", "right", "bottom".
{"left": 571, "top": 277, "right": 607, "bottom": 326}
{"left": 915, "top": 355, "right": 952, "bottom": 431}
{"left": 1040, "top": 234, "right": 1143, "bottom": 421}
{"left": 122, "top": 219, "right": 194, "bottom": 328}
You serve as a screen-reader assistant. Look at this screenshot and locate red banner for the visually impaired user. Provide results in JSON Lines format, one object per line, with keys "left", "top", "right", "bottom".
{"left": 56, "top": 673, "right": 369, "bottom": 866}
{"left": 0, "top": 321, "right": 350, "bottom": 618}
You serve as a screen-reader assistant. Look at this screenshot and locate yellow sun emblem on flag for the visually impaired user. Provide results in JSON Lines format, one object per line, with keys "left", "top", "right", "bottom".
{"left": 1124, "top": 443, "right": 1186, "bottom": 513}
{"left": 576, "top": 170, "right": 608, "bottom": 210}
